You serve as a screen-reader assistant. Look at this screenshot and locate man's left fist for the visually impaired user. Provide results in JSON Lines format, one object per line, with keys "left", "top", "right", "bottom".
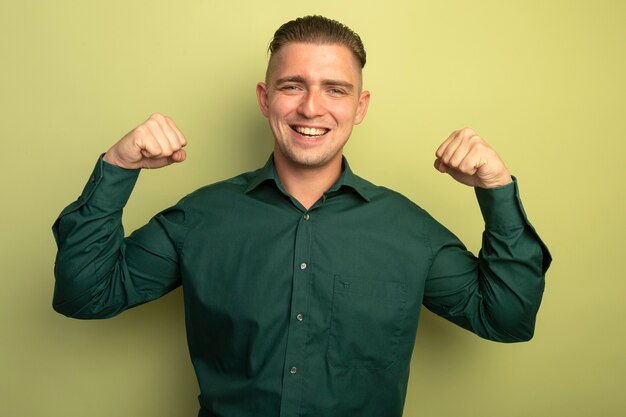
{"left": 434, "top": 128, "right": 513, "bottom": 189}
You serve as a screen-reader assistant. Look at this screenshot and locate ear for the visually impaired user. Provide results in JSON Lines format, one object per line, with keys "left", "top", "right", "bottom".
{"left": 256, "top": 82, "right": 269, "bottom": 117}
{"left": 353, "top": 90, "right": 370, "bottom": 125}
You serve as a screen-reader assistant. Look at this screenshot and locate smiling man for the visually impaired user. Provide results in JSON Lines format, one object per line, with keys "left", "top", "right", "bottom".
{"left": 257, "top": 42, "right": 370, "bottom": 208}
{"left": 52, "top": 15, "right": 551, "bottom": 417}
{"left": 256, "top": 41, "right": 369, "bottom": 209}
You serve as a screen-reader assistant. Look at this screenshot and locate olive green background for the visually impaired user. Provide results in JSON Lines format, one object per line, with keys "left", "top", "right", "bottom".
{"left": 1, "top": 1, "right": 624, "bottom": 416}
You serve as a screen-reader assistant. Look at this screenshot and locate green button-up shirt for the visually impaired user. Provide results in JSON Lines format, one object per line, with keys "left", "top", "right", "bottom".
{"left": 52, "top": 154, "right": 551, "bottom": 417}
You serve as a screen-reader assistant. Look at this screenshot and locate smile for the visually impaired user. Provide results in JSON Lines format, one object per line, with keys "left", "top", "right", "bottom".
{"left": 290, "top": 125, "right": 329, "bottom": 137}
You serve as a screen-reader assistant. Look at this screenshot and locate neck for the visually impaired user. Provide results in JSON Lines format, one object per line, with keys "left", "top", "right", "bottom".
{"left": 273, "top": 152, "right": 343, "bottom": 210}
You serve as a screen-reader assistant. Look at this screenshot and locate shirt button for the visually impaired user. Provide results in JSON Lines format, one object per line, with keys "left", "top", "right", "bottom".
{"left": 90, "top": 175, "right": 96, "bottom": 183}
{"left": 290, "top": 366, "right": 297, "bottom": 374}
{"left": 296, "top": 313, "right": 303, "bottom": 321}
{"left": 300, "top": 263, "right": 307, "bottom": 270}
{"left": 303, "top": 214, "right": 310, "bottom": 220}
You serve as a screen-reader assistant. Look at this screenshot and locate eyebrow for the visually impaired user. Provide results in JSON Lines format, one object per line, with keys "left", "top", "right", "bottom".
{"left": 275, "top": 76, "right": 354, "bottom": 91}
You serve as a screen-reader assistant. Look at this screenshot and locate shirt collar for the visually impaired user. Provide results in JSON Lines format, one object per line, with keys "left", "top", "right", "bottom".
{"left": 245, "top": 154, "right": 371, "bottom": 202}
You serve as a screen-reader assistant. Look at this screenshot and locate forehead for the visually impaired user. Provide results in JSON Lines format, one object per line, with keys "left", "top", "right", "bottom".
{"left": 267, "top": 42, "right": 361, "bottom": 84}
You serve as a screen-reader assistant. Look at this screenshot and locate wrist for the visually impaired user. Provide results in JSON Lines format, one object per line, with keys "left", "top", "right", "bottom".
{"left": 103, "top": 148, "right": 134, "bottom": 169}
{"left": 487, "top": 175, "right": 513, "bottom": 189}
{"left": 476, "top": 170, "right": 513, "bottom": 189}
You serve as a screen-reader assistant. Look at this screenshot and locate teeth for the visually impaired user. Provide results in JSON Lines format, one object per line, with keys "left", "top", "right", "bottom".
{"left": 294, "top": 126, "right": 328, "bottom": 136}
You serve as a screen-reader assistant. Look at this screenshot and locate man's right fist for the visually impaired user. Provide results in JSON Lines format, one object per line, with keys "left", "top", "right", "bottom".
{"left": 103, "top": 113, "right": 188, "bottom": 169}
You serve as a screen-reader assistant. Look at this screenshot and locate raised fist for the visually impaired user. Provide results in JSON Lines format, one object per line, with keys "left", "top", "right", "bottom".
{"left": 434, "top": 128, "right": 512, "bottom": 189}
{"left": 103, "top": 113, "right": 188, "bottom": 169}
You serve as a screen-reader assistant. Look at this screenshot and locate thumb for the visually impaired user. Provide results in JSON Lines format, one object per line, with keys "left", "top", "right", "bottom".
{"left": 170, "top": 149, "right": 187, "bottom": 163}
{"left": 139, "top": 149, "right": 187, "bottom": 169}
{"left": 434, "top": 158, "right": 448, "bottom": 173}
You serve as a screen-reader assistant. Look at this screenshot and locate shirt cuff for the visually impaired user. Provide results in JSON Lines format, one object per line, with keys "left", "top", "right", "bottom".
{"left": 77, "top": 154, "right": 141, "bottom": 210}
{"left": 474, "top": 177, "right": 527, "bottom": 231}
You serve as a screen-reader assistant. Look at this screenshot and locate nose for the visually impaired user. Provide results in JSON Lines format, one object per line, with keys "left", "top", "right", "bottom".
{"left": 297, "top": 89, "right": 325, "bottom": 118}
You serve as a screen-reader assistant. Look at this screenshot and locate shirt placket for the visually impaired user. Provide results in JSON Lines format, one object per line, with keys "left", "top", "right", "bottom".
{"left": 279, "top": 210, "right": 314, "bottom": 417}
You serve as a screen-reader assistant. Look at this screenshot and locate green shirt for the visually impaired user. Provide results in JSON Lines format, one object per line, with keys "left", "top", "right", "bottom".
{"left": 52, "top": 154, "right": 551, "bottom": 417}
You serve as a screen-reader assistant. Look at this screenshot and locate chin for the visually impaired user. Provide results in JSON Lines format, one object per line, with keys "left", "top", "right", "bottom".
{"left": 289, "top": 150, "right": 341, "bottom": 169}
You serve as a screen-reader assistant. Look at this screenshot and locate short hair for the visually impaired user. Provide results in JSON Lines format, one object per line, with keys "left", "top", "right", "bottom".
{"left": 265, "top": 15, "right": 366, "bottom": 82}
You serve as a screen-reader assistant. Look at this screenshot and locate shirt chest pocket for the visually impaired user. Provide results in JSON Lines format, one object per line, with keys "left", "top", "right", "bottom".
{"left": 327, "top": 275, "right": 407, "bottom": 370}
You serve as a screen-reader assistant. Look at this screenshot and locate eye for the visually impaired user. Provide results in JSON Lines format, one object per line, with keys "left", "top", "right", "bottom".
{"left": 328, "top": 88, "right": 347, "bottom": 96}
{"left": 280, "top": 84, "right": 302, "bottom": 92}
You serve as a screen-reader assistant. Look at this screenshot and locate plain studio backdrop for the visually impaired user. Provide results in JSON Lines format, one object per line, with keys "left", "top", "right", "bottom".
{"left": 1, "top": 1, "right": 624, "bottom": 416}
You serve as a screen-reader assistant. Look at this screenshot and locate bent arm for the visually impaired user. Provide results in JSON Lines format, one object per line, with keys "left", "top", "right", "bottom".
{"left": 52, "top": 156, "right": 185, "bottom": 319}
{"left": 422, "top": 179, "right": 552, "bottom": 342}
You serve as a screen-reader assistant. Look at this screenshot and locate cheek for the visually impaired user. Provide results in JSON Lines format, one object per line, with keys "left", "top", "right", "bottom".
{"left": 333, "top": 107, "right": 359, "bottom": 126}
{"left": 330, "top": 97, "right": 362, "bottom": 121}
{"left": 269, "top": 96, "right": 299, "bottom": 118}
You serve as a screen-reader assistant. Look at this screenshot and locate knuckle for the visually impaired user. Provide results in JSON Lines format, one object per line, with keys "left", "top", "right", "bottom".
{"left": 458, "top": 158, "right": 474, "bottom": 168}
{"left": 150, "top": 145, "right": 163, "bottom": 156}
{"left": 473, "top": 140, "right": 489, "bottom": 151}
{"left": 150, "top": 112, "right": 165, "bottom": 121}
{"left": 134, "top": 125, "right": 148, "bottom": 136}
{"left": 458, "top": 163, "right": 472, "bottom": 173}
{"left": 460, "top": 127, "right": 475, "bottom": 136}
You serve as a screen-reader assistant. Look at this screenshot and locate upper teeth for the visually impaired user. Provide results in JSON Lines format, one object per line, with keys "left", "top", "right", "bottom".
{"left": 295, "top": 126, "right": 327, "bottom": 136}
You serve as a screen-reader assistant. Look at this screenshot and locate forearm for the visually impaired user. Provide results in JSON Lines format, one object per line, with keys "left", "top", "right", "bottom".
{"left": 473, "top": 180, "right": 549, "bottom": 340}
{"left": 52, "top": 155, "right": 141, "bottom": 318}
{"left": 424, "top": 179, "right": 551, "bottom": 342}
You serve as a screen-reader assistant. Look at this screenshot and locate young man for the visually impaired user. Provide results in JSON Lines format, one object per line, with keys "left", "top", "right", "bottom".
{"left": 53, "top": 16, "right": 551, "bottom": 417}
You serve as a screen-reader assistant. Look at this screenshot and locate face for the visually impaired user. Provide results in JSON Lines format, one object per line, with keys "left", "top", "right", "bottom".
{"left": 256, "top": 42, "right": 370, "bottom": 171}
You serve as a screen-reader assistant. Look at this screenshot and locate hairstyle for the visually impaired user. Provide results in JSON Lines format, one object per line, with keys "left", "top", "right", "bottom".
{"left": 265, "top": 15, "right": 366, "bottom": 82}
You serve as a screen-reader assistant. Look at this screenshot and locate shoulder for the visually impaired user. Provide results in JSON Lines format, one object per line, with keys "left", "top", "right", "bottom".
{"left": 352, "top": 173, "right": 456, "bottom": 239}
{"left": 164, "top": 168, "right": 262, "bottom": 220}
{"left": 353, "top": 173, "right": 427, "bottom": 215}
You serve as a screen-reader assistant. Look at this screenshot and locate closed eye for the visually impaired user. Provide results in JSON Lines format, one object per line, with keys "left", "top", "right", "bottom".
{"left": 328, "top": 88, "right": 347, "bottom": 96}
{"left": 279, "top": 84, "right": 302, "bottom": 92}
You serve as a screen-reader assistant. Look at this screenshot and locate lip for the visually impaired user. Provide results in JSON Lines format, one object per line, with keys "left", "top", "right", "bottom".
{"left": 289, "top": 124, "right": 330, "bottom": 130}
{"left": 289, "top": 125, "right": 330, "bottom": 137}
{"left": 288, "top": 126, "right": 330, "bottom": 144}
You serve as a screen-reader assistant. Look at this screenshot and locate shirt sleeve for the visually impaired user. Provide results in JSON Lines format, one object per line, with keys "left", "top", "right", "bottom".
{"left": 51, "top": 155, "right": 187, "bottom": 319}
{"left": 422, "top": 178, "right": 552, "bottom": 342}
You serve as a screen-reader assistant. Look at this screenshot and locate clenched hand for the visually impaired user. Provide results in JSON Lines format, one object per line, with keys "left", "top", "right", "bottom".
{"left": 434, "top": 128, "right": 512, "bottom": 189}
{"left": 103, "top": 113, "right": 188, "bottom": 169}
